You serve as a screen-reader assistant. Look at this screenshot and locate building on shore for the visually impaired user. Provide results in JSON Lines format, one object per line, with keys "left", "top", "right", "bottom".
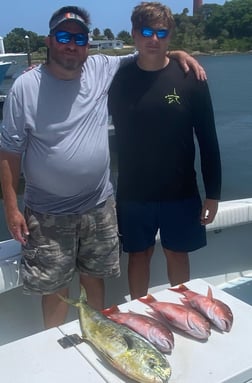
{"left": 89, "top": 39, "right": 124, "bottom": 51}
{"left": 193, "top": 0, "right": 203, "bottom": 15}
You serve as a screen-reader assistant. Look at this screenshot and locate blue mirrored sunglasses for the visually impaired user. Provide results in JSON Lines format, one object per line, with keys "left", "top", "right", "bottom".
{"left": 140, "top": 27, "right": 169, "bottom": 39}
{"left": 53, "top": 31, "right": 88, "bottom": 46}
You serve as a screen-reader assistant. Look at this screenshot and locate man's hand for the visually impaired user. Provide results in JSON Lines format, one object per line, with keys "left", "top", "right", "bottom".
{"left": 200, "top": 199, "right": 219, "bottom": 225}
{"left": 23, "top": 64, "right": 37, "bottom": 73}
{"left": 169, "top": 50, "right": 207, "bottom": 81}
{"left": 6, "top": 208, "right": 29, "bottom": 245}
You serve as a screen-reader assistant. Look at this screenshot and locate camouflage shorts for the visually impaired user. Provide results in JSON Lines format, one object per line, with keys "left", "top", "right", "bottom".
{"left": 21, "top": 196, "right": 120, "bottom": 295}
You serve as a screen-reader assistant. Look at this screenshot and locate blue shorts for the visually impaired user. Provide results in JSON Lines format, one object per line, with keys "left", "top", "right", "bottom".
{"left": 116, "top": 197, "right": 206, "bottom": 253}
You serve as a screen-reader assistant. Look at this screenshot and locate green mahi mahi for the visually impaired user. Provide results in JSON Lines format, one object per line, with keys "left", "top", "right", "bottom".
{"left": 60, "top": 287, "right": 171, "bottom": 383}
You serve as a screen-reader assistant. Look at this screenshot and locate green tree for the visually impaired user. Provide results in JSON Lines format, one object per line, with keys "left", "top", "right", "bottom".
{"left": 223, "top": 0, "right": 252, "bottom": 38}
{"left": 198, "top": 4, "right": 224, "bottom": 39}
{"left": 4, "top": 28, "right": 45, "bottom": 53}
{"left": 117, "top": 30, "right": 133, "bottom": 45}
{"left": 92, "top": 28, "right": 101, "bottom": 39}
{"left": 104, "top": 28, "right": 114, "bottom": 40}
{"left": 4, "top": 28, "right": 28, "bottom": 53}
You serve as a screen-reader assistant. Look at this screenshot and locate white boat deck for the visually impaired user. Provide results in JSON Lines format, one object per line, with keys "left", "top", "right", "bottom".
{"left": 1, "top": 279, "right": 252, "bottom": 383}
{"left": 0, "top": 327, "right": 105, "bottom": 383}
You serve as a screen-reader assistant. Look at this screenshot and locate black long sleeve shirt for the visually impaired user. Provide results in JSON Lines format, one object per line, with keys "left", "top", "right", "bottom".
{"left": 108, "top": 59, "right": 221, "bottom": 202}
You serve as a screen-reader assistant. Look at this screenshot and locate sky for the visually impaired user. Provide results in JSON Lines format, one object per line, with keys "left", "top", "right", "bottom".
{"left": 1, "top": 0, "right": 227, "bottom": 37}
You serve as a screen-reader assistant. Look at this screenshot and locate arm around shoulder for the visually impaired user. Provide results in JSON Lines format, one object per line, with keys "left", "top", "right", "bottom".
{"left": 169, "top": 50, "right": 207, "bottom": 81}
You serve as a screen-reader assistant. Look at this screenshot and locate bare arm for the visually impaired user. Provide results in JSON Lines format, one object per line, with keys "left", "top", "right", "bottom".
{"left": 169, "top": 50, "right": 207, "bottom": 81}
{"left": 0, "top": 150, "right": 29, "bottom": 244}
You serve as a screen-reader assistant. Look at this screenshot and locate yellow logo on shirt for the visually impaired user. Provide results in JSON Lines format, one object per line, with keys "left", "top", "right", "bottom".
{"left": 165, "top": 88, "right": 181, "bottom": 104}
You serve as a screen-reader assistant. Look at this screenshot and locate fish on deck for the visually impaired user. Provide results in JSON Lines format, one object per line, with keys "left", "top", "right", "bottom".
{"left": 139, "top": 294, "right": 211, "bottom": 340}
{"left": 59, "top": 287, "right": 171, "bottom": 383}
{"left": 102, "top": 304, "right": 174, "bottom": 353}
{"left": 169, "top": 284, "right": 233, "bottom": 332}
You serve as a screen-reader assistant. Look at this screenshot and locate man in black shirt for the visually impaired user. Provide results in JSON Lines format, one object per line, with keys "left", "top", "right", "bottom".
{"left": 109, "top": 1, "right": 221, "bottom": 299}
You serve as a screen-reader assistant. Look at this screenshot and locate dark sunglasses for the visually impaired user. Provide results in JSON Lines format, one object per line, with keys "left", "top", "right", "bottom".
{"left": 53, "top": 30, "right": 88, "bottom": 46}
{"left": 140, "top": 27, "right": 169, "bottom": 39}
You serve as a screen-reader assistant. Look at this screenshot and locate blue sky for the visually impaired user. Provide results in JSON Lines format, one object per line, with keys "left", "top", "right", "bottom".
{"left": 1, "top": 0, "right": 226, "bottom": 37}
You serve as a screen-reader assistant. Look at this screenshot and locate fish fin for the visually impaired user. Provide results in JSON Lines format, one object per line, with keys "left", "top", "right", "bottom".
{"left": 102, "top": 305, "right": 120, "bottom": 315}
{"left": 128, "top": 309, "right": 138, "bottom": 314}
{"left": 147, "top": 309, "right": 173, "bottom": 330}
{"left": 123, "top": 334, "right": 135, "bottom": 350}
{"left": 96, "top": 348, "right": 119, "bottom": 371}
{"left": 147, "top": 309, "right": 163, "bottom": 321}
{"left": 207, "top": 286, "right": 214, "bottom": 300}
{"left": 138, "top": 294, "right": 157, "bottom": 304}
{"left": 180, "top": 297, "right": 191, "bottom": 307}
{"left": 168, "top": 284, "right": 189, "bottom": 293}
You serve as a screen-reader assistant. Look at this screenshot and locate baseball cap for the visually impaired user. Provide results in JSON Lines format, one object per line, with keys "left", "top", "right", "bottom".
{"left": 49, "top": 11, "right": 90, "bottom": 33}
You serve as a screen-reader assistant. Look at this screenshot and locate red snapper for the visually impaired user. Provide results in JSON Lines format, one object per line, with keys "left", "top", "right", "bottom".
{"left": 139, "top": 294, "right": 211, "bottom": 340}
{"left": 170, "top": 284, "right": 233, "bottom": 332}
{"left": 102, "top": 305, "right": 174, "bottom": 353}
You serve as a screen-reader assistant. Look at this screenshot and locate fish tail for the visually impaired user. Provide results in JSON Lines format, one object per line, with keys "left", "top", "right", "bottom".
{"left": 168, "top": 284, "right": 189, "bottom": 293}
{"left": 57, "top": 294, "right": 80, "bottom": 307}
{"left": 58, "top": 285, "right": 87, "bottom": 308}
{"left": 138, "top": 294, "right": 157, "bottom": 304}
{"left": 102, "top": 305, "right": 120, "bottom": 316}
{"left": 79, "top": 285, "right": 88, "bottom": 303}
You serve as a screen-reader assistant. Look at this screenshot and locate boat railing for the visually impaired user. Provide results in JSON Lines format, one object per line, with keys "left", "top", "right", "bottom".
{"left": 0, "top": 239, "right": 21, "bottom": 293}
{"left": 207, "top": 198, "right": 252, "bottom": 231}
{"left": 1, "top": 198, "right": 252, "bottom": 294}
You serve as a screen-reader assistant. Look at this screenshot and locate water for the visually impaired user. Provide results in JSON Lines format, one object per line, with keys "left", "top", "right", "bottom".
{"left": 197, "top": 54, "right": 252, "bottom": 200}
{"left": 0, "top": 54, "right": 252, "bottom": 240}
{"left": 0, "top": 78, "right": 13, "bottom": 96}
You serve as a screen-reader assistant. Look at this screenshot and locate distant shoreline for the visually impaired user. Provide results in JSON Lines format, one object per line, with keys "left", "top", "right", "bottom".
{"left": 124, "top": 45, "right": 252, "bottom": 56}
{"left": 190, "top": 50, "right": 252, "bottom": 56}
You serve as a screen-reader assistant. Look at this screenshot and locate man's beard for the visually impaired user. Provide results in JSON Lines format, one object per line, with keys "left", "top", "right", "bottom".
{"left": 52, "top": 53, "right": 84, "bottom": 71}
